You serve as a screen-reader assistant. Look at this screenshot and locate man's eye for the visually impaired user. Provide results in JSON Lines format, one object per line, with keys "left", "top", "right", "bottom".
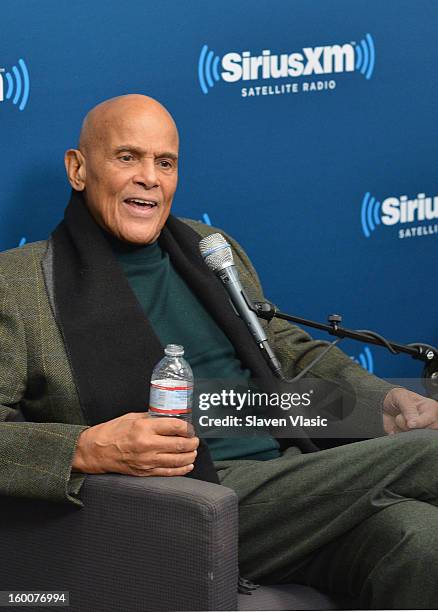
{"left": 158, "top": 159, "right": 174, "bottom": 169}
{"left": 119, "top": 154, "right": 134, "bottom": 162}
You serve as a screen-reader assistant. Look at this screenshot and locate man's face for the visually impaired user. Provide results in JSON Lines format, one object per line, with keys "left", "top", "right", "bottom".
{"left": 80, "top": 107, "right": 179, "bottom": 244}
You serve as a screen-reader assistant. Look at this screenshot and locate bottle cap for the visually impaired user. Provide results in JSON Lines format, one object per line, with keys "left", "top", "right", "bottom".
{"left": 164, "top": 344, "right": 184, "bottom": 357}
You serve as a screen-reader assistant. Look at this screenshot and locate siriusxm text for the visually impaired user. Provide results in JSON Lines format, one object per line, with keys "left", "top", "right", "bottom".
{"left": 382, "top": 193, "right": 438, "bottom": 225}
{"left": 222, "top": 44, "right": 355, "bottom": 82}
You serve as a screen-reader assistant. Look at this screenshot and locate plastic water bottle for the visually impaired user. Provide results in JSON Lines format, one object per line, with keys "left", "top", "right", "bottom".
{"left": 149, "top": 344, "right": 193, "bottom": 422}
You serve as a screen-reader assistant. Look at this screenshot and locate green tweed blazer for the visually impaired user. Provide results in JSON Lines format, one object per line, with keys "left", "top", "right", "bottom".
{"left": 0, "top": 219, "right": 393, "bottom": 507}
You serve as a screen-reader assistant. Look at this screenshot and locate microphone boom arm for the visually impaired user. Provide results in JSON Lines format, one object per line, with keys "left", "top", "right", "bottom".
{"left": 251, "top": 301, "right": 438, "bottom": 366}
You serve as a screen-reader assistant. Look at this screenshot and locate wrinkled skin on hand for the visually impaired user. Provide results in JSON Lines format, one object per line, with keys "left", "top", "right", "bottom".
{"left": 72, "top": 412, "right": 199, "bottom": 477}
{"left": 383, "top": 388, "right": 438, "bottom": 435}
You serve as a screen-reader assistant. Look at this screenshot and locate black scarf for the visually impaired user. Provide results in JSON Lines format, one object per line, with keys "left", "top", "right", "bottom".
{"left": 51, "top": 190, "right": 278, "bottom": 483}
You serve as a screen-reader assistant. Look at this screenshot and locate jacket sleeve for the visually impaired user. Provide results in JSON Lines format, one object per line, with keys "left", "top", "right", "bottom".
{"left": 222, "top": 231, "right": 396, "bottom": 437}
{"left": 0, "top": 272, "right": 89, "bottom": 506}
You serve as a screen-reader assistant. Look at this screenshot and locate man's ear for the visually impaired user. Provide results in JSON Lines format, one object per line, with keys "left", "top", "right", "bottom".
{"left": 64, "top": 149, "right": 86, "bottom": 191}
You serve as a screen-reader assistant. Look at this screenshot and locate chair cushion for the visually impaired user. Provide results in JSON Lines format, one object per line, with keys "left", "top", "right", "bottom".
{"left": 238, "top": 583, "right": 340, "bottom": 610}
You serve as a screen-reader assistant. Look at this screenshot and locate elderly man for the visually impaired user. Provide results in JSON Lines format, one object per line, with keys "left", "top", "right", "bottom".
{"left": 1, "top": 94, "right": 438, "bottom": 609}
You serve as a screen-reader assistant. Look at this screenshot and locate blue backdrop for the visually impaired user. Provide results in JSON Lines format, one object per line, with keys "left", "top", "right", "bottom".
{"left": 1, "top": 0, "right": 437, "bottom": 378}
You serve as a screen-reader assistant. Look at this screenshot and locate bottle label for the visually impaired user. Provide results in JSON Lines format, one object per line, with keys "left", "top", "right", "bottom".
{"left": 149, "top": 379, "right": 193, "bottom": 416}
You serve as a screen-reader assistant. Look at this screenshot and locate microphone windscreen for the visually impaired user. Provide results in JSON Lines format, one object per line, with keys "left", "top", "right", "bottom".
{"left": 199, "top": 233, "right": 234, "bottom": 271}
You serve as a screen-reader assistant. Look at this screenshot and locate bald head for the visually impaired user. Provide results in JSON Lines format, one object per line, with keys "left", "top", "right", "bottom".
{"left": 65, "top": 93, "right": 180, "bottom": 244}
{"left": 78, "top": 94, "right": 178, "bottom": 153}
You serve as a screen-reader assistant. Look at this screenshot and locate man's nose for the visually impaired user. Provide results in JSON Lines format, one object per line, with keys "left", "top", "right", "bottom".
{"left": 132, "top": 159, "right": 159, "bottom": 189}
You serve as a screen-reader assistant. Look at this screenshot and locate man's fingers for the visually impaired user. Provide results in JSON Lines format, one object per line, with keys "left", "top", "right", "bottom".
{"left": 413, "top": 404, "right": 438, "bottom": 428}
{"left": 140, "top": 464, "right": 195, "bottom": 477}
{"left": 400, "top": 403, "right": 435, "bottom": 429}
{"left": 145, "top": 451, "right": 196, "bottom": 468}
{"left": 393, "top": 414, "right": 408, "bottom": 432}
{"left": 149, "top": 417, "right": 195, "bottom": 438}
{"left": 396, "top": 405, "right": 421, "bottom": 428}
{"left": 385, "top": 388, "right": 438, "bottom": 431}
{"left": 153, "top": 434, "right": 199, "bottom": 453}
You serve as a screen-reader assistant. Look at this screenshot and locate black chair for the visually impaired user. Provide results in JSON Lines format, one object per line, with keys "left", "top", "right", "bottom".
{"left": 0, "top": 473, "right": 343, "bottom": 611}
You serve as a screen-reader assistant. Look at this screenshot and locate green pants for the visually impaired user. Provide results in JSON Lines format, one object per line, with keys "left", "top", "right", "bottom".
{"left": 214, "top": 429, "right": 438, "bottom": 609}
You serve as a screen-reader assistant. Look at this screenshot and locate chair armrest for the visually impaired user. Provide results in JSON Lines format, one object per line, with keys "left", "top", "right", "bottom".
{"left": 0, "top": 474, "right": 239, "bottom": 612}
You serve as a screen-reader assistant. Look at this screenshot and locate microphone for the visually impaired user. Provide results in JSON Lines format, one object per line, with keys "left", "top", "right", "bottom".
{"left": 199, "top": 233, "right": 282, "bottom": 376}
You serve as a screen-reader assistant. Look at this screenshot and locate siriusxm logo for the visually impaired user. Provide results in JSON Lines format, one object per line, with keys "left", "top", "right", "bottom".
{"left": 198, "top": 34, "right": 375, "bottom": 95}
{"left": 361, "top": 191, "right": 438, "bottom": 239}
{"left": 0, "top": 58, "right": 30, "bottom": 111}
{"left": 350, "top": 346, "right": 374, "bottom": 374}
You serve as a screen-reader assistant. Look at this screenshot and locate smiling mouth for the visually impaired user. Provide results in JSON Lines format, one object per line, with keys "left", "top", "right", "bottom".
{"left": 124, "top": 198, "right": 158, "bottom": 209}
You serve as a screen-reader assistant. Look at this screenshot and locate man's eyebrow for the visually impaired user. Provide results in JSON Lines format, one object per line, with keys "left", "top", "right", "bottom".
{"left": 113, "top": 145, "right": 178, "bottom": 160}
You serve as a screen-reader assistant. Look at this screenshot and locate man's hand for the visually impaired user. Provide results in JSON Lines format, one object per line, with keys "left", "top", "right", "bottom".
{"left": 383, "top": 388, "right": 438, "bottom": 434}
{"left": 72, "top": 412, "right": 198, "bottom": 477}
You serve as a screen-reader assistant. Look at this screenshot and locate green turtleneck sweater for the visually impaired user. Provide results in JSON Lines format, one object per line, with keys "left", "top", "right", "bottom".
{"left": 112, "top": 238, "right": 280, "bottom": 461}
